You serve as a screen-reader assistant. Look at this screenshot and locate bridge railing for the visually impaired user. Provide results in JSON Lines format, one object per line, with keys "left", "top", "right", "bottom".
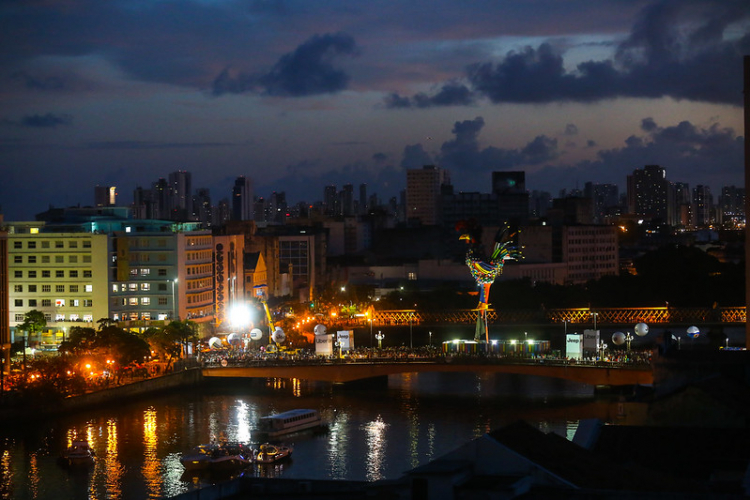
{"left": 369, "top": 306, "right": 745, "bottom": 326}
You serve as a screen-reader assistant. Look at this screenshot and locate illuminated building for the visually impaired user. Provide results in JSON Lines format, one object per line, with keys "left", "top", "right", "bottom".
{"left": 406, "top": 165, "right": 450, "bottom": 226}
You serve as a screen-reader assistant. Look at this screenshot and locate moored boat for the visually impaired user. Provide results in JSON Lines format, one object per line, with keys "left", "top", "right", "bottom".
{"left": 180, "top": 442, "right": 253, "bottom": 472}
{"left": 60, "top": 440, "right": 96, "bottom": 467}
{"left": 180, "top": 443, "right": 220, "bottom": 471}
{"left": 255, "top": 443, "right": 293, "bottom": 464}
{"left": 257, "top": 408, "right": 323, "bottom": 438}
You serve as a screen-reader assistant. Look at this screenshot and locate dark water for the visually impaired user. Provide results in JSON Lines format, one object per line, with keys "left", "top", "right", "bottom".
{"left": 0, "top": 371, "right": 623, "bottom": 500}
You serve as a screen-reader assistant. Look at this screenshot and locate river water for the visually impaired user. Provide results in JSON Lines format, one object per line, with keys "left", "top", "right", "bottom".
{"left": 3, "top": 321, "right": 745, "bottom": 500}
{"left": 1, "top": 369, "right": 626, "bottom": 500}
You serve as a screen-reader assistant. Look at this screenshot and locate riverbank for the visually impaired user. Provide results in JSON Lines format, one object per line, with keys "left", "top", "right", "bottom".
{"left": 0, "top": 367, "right": 202, "bottom": 423}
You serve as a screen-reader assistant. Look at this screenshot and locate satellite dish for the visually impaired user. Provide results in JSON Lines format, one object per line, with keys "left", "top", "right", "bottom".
{"left": 634, "top": 323, "right": 649, "bottom": 337}
{"left": 314, "top": 324, "right": 327, "bottom": 335}
{"left": 249, "top": 328, "right": 263, "bottom": 341}
{"left": 208, "top": 337, "right": 222, "bottom": 349}
{"left": 271, "top": 327, "right": 286, "bottom": 344}
{"left": 686, "top": 326, "right": 700, "bottom": 339}
{"left": 227, "top": 333, "right": 241, "bottom": 346}
{"left": 612, "top": 332, "right": 626, "bottom": 345}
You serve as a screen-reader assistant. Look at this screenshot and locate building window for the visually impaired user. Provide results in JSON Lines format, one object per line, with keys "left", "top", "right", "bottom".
{"left": 42, "top": 256, "right": 50, "bottom": 263}
{"left": 83, "top": 256, "right": 91, "bottom": 263}
{"left": 13, "top": 241, "right": 22, "bottom": 249}
{"left": 158, "top": 297, "right": 168, "bottom": 305}
{"left": 129, "top": 298, "right": 138, "bottom": 306}
{"left": 56, "top": 270, "right": 64, "bottom": 278}
{"left": 84, "top": 299, "right": 92, "bottom": 307}
{"left": 29, "top": 285, "right": 37, "bottom": 292}
{"left": 56, "top": 285, "right": 65, "bottom": 293}
{"left": 28, "top": 241, "right": 36, "bottom": 249}
{"left": 84, "top": 270, "right": 92, "bottom": 278}
{"left": 42, "top": 270, "right": 50, "bottom": 278}
{"left": 41, "top": 241, "right": 50, "bottom": 249}
{"left": 72, "top": 300, "right": 79, "bottom": 307}
{"left": 69, "top": 255, "right": 78, "bottom": 263}
{"left": 14, "top": 300, "right": 22, "bottom": 307}
{"left": 158, "top": 269, "right": 167, "bottom": 276}
{"left": 83, "top": 314, "right": 93, "bottom": 322}
{"left": 14, "top": 271, "right": 22, "bottom": 278}
{"left": 55, "top": 256, "right": 64, "bottom": 263}
{"left": 28, "top": 271, "right": 36, "bottom": 278}
{"left": 15, "top": 314, "right": 24, "bottom": 322}
{"left": 140, "top": 268, "right": 150, "bottom": 276}
{"left": 14, "top": 285, "right": 22, "bottom": 293}
{"left": 42, "top": 299, "right": 51, "bottom": 307}
{"left": 29, "top": 300, "right": 37, "bottom": 307}
{"left": 70, "top": 285, "right": 79, "bottom": 293}
{"left": 141, "top": 297, "right": 151, "bottom": 305}
{"left": 141, "top": 283, "right": 150, "bottom": 291}
{"left": 55, "top": 241, "right": 64, "bottom": 248}
{"left": 42, "top": 285, "right": 51, "bottom": 292}
{"left": 129, "top": 283, "right": 138, "bottom": 291}
{"left": 69, "top": 241, "right": 78, "bottom": 248}
{"left": 69, "top": 270, "right": 78, "bottom": 278}
{"left": 14, "top": 256, "right": 22, "bottom": 264}
{"left": 28, "top": 256, "right": 36, "bottom": 264}
{"left": 83, "top": 240, "right": 91, "bottom": 248}
{"left": 158, "top": 283, "right": 167, "bottom": 291}
{"left": 84, "top": 284, "right": 93, "bottom": 293}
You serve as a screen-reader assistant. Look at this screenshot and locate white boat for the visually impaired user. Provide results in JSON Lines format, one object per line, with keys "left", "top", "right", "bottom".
{"left": 257, "top": 408, "right": 323, "bottom": 438}
{"left": 255, "top": 443, "right": 293, "bottom": 464}
{"left": 60, "top": 440, "right": 96, "bottom": 467}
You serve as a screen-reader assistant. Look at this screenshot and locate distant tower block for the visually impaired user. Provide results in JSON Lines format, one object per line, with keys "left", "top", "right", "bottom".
{"left": 94, "top": 185, "right": 117, "bottom": 207}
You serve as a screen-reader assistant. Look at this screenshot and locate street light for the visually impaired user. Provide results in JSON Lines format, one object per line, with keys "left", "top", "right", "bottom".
{"left": 429, "top": 331, "right": 432, "bottom": 346}
{"left": 376, "top": 331, "right": 384, "bottom": 349}
{"left": 171, "top": 278, "right": 178, "bottom": 320}
{"left": 591, "top": 312, "right": 599, "bottom": 331}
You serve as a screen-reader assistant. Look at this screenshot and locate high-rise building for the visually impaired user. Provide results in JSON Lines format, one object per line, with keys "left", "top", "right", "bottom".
{"left": 719, "top": 185, "right": 745, "bottom": 228}
{"left": 359, "top": 184, "right": 368, "bottom": 215}
{"left": 94, "top": 186, "right": 117, "bottom": 207}
{"left": 340, "top": 184, "right": 354, "bottom": 216}
{"left": 627, "top": 165, "right": 670, "bottom": 222}
{"left": 692, "top": 185, "right": 713, "bottom": 227}
{"left": 168, "top": 170, "right": 192, "bottom": 220}
{"left": 406, "top": 165, "right": 450, "bottom": 226}
{"left": 232, "top": 176, "right": 254, "bottom": 221}
{"left": 192, "top": 188, "right": 213, "bottom": 227}
{"left": 323, "top": 185, "right": 338, "bottom": 216}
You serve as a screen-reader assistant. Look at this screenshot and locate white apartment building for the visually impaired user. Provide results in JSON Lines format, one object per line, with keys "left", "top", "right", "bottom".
{"left": 8, "top": 230, "right": 110, "bottom": 346}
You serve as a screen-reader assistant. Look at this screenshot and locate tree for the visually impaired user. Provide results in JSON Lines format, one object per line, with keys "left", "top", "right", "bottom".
{"left": 164, "top": 319, "right": 199, "bottom": 358}
{"left": 18, "top": 310, "right": 47, "bottom": 343}
{"left": 144, "top": 327, "right": 182, "bottom": 370}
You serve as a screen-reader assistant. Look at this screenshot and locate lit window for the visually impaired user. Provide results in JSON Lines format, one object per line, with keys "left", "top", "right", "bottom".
{"left": 141, "top": 297, "right": 151, "bottom": 305}
{"left": 55, "top": 299, "right": 66, "bottom": 307}
{"left": 112, "top": 284, "right": 118, "bottom": 293}
{"left": 56, "top": 314, "right": 65, "bottom": 321}
{"left": 72, "top": 300, "right": 79, "bottom": 307}
{"left": 140, "top": 283, "right": 150, "bottom": 291}
{"left": 14, "top": 314, "right": 24, "bottom": 322}
{"left": 129, "top": 283, "right": 138, "bottom": 291}
{"left": 69, "top": 314, "right": 79, "bottom": 321}
{"left": 129, "top": 298, "right": 138, "bottom": 306}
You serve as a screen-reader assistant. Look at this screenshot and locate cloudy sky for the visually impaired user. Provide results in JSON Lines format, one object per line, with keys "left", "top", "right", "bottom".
{"left": 1, "top": 0, "right": 748, "bottom": 220}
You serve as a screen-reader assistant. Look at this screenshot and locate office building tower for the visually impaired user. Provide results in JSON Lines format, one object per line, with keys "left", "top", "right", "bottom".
{"left": 323, "top": 185, "right": 338, "bottom": 216}
{"left": 406, "top": 165, "right": 450, "bottom": 226}
{"left": 341, "top": 184, "right": 354, "bottom": 216}
{"left": 627, "top": 165, "right": 670, "bottom": 222}
{"left": 359, "top": 184, "right": 368, "bottom": 214}
{"left": 232, "top": 176, "right": 254, "bottom": 221}
{"left": 719, "top": 186, "right": 745, "bottom": 227}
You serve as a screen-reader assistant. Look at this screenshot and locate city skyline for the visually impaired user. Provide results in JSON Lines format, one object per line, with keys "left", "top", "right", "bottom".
{"left": 1, "top": 0, "right": 748, "bottom": 221}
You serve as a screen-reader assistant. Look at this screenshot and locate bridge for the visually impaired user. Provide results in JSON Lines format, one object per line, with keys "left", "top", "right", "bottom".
{"left": 202, "top": 360, "right": 654, "bottom": 388}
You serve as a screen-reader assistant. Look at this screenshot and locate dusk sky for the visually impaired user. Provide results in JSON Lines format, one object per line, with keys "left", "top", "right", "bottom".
{"left": 1, "top": 0, "right": 749, "bottom": 221}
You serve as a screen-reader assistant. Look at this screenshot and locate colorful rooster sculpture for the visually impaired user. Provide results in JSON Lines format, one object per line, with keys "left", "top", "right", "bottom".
{"left": 456, "top": 220, "right": 520, "bottom": 342}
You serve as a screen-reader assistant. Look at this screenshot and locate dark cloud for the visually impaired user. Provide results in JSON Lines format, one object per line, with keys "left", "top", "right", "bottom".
{"left": 14, "top": 113, "right": 72, "bottom": 128}
{"left": 387, "top": 0, "right": 750, "bottom": 107}
{"left": 436, "top": 116, "right": 559, "bottom": 172}
{"left": 10, "top": 72, "right": 65, "bottom": 91}
{"left": 212, "top": 32, "right": 358, "bottom": 97}
{"left": 384, "top": 82, "right": 475, "bottom": 108}
{"left": 565, "top": 124, "right": 578, "bottom": 135}
{"left": 527, "top": 117, "right": 744, "bottom": 194}
{"left": 400, "top": 144, "right": 433, "bottom": 169}
{"left": 640, "top": 117, "right": 658, "bottom": 132}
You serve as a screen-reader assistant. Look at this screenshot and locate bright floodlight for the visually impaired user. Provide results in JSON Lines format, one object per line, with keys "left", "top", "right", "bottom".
{"left": 686, "top": 325, "right": 700, "bottom": 338}
{"left": 314, "top": 324, "right": 327, "bottom": 335}
{"left": 228, "top": 304, "right": 252, "bottom": 327}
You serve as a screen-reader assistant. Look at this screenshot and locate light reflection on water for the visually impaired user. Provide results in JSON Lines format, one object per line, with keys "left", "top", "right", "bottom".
{"left": 2, "top": 371, "right": 604, "bottom": 499}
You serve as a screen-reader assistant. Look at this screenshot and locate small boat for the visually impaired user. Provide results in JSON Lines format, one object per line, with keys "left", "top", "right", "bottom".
{"left": 60, "top": 440, "right": 96, "bottom": 467}
{"left": 255, "top": 443, "right": 293, "bottom": 464}
{"left": 180, "top": 442, "right": 253, "bottom": 472}
{"left": 180, "top": 443, "right": 220, "bottom": 471}
{"left": 257, "top": 409, "right": 323, "bottom": 438}
{"left": 208, "top": 442, "right": 253, "bottom": 472}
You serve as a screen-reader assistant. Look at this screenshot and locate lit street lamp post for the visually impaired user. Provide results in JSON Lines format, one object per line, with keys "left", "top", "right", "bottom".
{"left": 171, "top": 278, "right": 178, "bottom": 320}
{"left": 376, "top": 331, "right": 384, "bottom": 349}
